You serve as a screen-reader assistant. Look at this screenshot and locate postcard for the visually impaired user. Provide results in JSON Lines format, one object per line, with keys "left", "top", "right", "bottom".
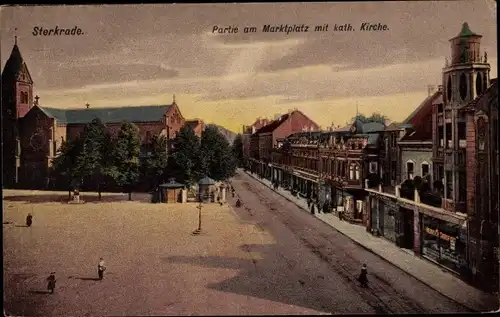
{"left": 1, "top": 2, "right": 498, "bottom": 316}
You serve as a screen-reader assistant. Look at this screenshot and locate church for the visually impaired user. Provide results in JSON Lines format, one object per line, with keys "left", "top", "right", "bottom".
{"left": 1, "top": 38, "right": 204, "bottom": 189}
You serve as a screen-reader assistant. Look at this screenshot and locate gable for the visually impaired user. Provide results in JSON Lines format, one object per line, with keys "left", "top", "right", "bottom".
{"left": 166, "top": 103, "right": 185, "bottom": 121}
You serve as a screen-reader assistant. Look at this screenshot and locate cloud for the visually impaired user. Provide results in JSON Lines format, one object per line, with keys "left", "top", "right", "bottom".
{"left": 39, "top": 64, "right": 179, "bottom": 89}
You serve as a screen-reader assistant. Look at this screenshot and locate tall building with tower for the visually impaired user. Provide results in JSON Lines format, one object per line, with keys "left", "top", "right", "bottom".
{"left": 433, "top": 22, "right": 491, "bottom": 214}
{"left": 1, "top": 34, "right": 34, "bottom": 187}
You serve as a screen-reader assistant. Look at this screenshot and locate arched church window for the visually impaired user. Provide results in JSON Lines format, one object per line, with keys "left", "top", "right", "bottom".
{"left": 459, "top": 73, "right": 467, "bottom": 101}
{"left": 446, "top": 77, "right": 452, "bottom": 102}
{"left": 476, "top": 73, "right": 483, "bottom": 96}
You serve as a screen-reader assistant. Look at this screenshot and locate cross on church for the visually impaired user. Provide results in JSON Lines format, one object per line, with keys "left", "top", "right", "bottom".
{"left": 14, "top": 28, "right": 17, "bottom": 44}
{"left": 34, "top": 95, "right": 40, "bottom": 106}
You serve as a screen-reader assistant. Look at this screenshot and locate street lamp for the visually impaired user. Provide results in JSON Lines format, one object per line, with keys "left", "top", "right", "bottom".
{"left": 192, "top": 201, "right": 203, "bottom": 235}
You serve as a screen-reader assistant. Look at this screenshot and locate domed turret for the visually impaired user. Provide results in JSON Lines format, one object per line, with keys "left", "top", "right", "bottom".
{"left": 449, "top": 22, "right": 483, "bottom": 65}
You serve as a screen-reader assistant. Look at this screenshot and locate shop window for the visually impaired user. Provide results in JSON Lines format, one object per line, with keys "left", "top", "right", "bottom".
{"left": 435, "top": 218, "right": 467, "bottom": 273}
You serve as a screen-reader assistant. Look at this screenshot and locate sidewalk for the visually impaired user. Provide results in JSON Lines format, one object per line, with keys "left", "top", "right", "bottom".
{"left": 242, "top": 170, "right": 498, "bottom": 312}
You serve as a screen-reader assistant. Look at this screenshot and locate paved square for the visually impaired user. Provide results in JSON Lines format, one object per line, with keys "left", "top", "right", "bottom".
{"left": 3, "top": 190, "right": 327, "bottom": 316}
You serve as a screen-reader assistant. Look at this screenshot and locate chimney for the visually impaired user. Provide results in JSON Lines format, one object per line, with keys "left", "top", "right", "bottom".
{"left": 85, "top": 103, "right": 90, "bottom": 109}
{"left": 427, "top": 85, "right": 436, "bottom": 96}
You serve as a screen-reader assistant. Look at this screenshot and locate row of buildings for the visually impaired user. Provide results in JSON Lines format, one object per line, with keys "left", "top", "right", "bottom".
{"left": 1, "top": 37, "right": 205, "bottom": 189}
{"left": 242, "top": 23, "right": 499, "bottom": 292}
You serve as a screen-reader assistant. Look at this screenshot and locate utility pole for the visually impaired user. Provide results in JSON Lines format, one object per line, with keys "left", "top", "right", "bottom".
{"left": 192, "top": 202, "right": 203, "bottom": 235}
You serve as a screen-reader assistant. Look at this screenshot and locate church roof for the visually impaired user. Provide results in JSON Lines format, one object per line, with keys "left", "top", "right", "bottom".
{"left": 450, "top": 22, "right": 482, "bottom": 40}
{"left": 1, "top": 43, "right": 30, "bottom": 82}
{"left": 38, "top": 105, "right": 172, "bottom": 124}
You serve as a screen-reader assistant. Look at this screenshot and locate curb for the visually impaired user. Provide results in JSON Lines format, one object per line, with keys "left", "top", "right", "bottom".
{"left": 241, "top": 171, "right": 485, "bottom": 312}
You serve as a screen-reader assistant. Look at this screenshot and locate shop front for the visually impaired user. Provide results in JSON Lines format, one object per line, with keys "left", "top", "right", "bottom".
{"left": 368, "top": 194, "right": 399, "bottom": 243}
{"left": 421, "top": 214, "right": 469, "bottom": 276}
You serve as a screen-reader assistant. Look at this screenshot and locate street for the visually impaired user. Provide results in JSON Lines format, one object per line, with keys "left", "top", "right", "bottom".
{"left": 229, "top": 170, "right": 472, "bottom": 314}
{"left": 3, "top": 176, "right": 471, "bottom": 316}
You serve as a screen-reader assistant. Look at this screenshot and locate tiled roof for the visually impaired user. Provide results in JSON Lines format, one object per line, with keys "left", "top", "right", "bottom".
{"left": 384, "top": 122, "right": 404, "bottom": 131}
{"left": 333, "top": 119, "right": 385, "bottom": 134}
{"left": 38, "top": 105, "right": 172, "bottom": 124}
{"left": 402, "top": 91, "right": 442, "bottom": 125}
{"left": 255, "top": 113, "right": 290, "bottom": 134}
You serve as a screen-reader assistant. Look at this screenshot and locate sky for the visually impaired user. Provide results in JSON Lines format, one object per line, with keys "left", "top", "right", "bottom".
{"left": 1, "top": 2, "right": 497, "bottom": 133}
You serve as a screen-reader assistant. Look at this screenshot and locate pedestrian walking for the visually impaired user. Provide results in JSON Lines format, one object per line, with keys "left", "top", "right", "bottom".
{"left": 97, "top": 258, "right": 106, "bottom": 280}
{"left": 358, "top": 264, "right": 368, "bottom": 288}
{"left": 307, "top": 198, "right": 311, "bottom": 208}
{"left": 26, "top": 213, "right": 33, "bottom": 227}
{"left": 46, "top": 272, "right": 56, "bottom": 294}
{"left": 310, "top": 203, "right": 315, "bottom": 215}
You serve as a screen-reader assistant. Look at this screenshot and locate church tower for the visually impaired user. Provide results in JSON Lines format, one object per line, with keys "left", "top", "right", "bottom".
{"left": 436, "top": 22, "right": 491, "bottom": 212}
{"left": 1, "top": 34, "right": 34, "bottom": 187}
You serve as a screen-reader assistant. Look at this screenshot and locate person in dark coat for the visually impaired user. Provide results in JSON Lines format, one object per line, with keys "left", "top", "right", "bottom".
{"left": 26, "top": 213, "right": 33, "bottom": 227}
{"left": 98, "top": 258, "right": 106, "bottom": 281}
{"left": 310, "top": 203, "right": 315, "bottom": 215}
{"left": 307, "top": 198, "right": 311, "bottom": 208}
{"left": 46, "top": 272, "right": 56, "bottom": 294}
{"left": 358, "top": 264, "right": 368, "bottom": 288}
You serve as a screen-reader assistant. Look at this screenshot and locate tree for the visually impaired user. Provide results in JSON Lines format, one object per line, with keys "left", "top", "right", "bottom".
{"left": 141, "top": 134, "right": 169, "bottom": 190}
{"left": 51, "top": 137, "right": 83, "bottom": 197}
{"left": 231, "top": 134, "right": 244, "bottom": 166}
{"left": 172, "top": 124, "right": 202, "bottom": 186}
{"left": 75, "top": 118, "right": 117, "bottom": 200}
{"left": 114, "top": 122, "right": 141, "bottom": 200}
{"left": 201, "top": 125, "right": 237, "bottom": 181}
{"left": 351, "top": 112, "right": 389, "bottom": 124}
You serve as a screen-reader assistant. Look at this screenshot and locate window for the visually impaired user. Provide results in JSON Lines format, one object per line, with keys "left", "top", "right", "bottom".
{"left": 349, "top": 163, "right": 360, "bottom": 180}
{"left": 369, "top": 162, "right": 378, "bottom": 174}
{"left": 20, "top": 92, "right": 28, "bottom": 104}
{"left": 458, "top": 171, "right": 466, "bottom": 202}
{"left": 475, "top": 73, "right": 483, "bottom": 96}
{"left": 406, "top": 161, "right": 414, "bottom": 180}
{"left": 438, "top": 126, "right": 444, "bottom": 147}
{"left": 445, "top": 123, "right": 452, "bottom": 149}
{"left": 421, "top": 162, "right": 430, "bottom": 177}
{"left": 437, "top": 103, "right": 443, "bottom": 113}
{"left": 445, "top": 171, "right": 453, "bottom": 199}
{"left": 459, "top": 73, "right": 467, "bottom": 101}
{"left": 458, "top": 122, "right": 466, "bottom": 148}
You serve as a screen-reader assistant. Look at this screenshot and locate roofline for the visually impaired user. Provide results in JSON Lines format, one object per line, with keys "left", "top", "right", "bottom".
{"left": 398, "top": 141, "right": 433, "bottom": 145}
{"left": 402, "top": 90, "right": 442, "bottom": 124}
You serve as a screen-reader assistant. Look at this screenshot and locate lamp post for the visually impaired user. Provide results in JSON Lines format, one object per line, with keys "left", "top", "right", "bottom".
{"left": 192, "top": 202, "right": 203, "bottom": 235}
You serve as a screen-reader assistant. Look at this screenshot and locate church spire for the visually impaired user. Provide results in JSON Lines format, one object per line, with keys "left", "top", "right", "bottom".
{"left": 14, "top": 27, "right": 17, "bottom": 45}
{"left": 173, "top": 94, "right": 176, "bottom": 104}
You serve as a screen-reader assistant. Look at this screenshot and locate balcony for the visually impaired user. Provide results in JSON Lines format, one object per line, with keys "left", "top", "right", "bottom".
{"left": 459, "top": 139, "right": 467, "bottom": 148}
